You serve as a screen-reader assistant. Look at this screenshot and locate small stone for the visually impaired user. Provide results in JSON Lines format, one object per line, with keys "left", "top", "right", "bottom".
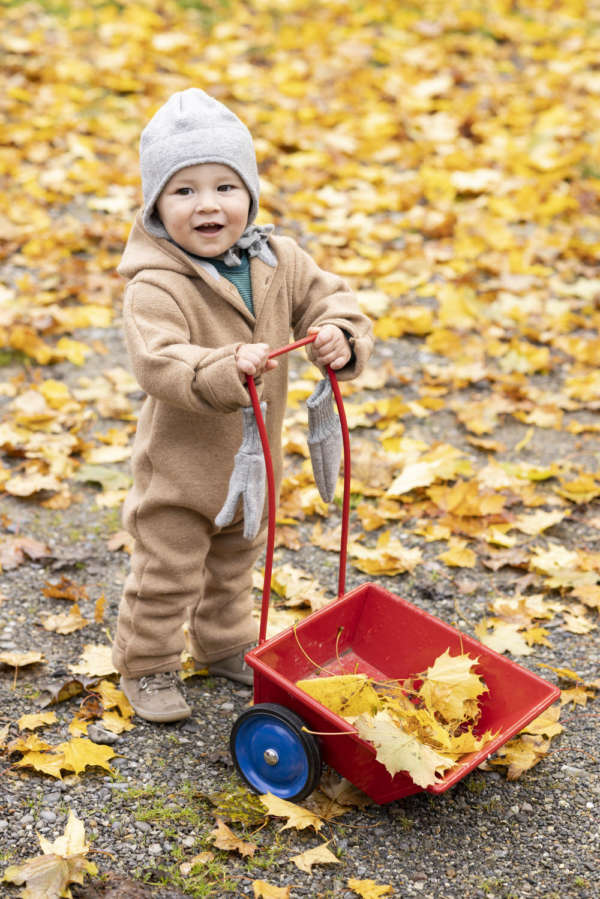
{"left": 182, "top": 835, "right": 196, "bottom": 848}
{"left": 135, "top": 821, "right": 152, "bottom": 833}
{"left": 87, "top": 724, "right": 119, "bottom": 745}
{"left": 148, "top": 843, "right": 162, "bottom": 856}
{"left": 40, "top": 810, "right": 57, "bottom": 824}
{"left": 561, "top": 765, "right": 589, "bottom": 779}
{"left": 220, "top": 701, "right": 234, "bottom": 711}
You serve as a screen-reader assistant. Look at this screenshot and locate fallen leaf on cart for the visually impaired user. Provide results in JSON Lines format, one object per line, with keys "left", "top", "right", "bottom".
{"left": 289, "top": 840, "right": 340, "bottom": 873}
{"left": 2, "top": 810, "right": 97, "bottom": 896}
{"left": 353, "top": 711, "right": 455, "bottom": 787}
{"left": 260, "top": 792, "right": 324, "bottom": 832}
{"left": 210, "top": 819, "right": 257, "bottom": 857}
{"left": 253, "top": 880, "right": 292, "bottom": 898}
{"left": 296, "top": 674, "right": 380, "bottom": 718}
{"left": 419, "top": 648, "right": 488, "bottom": 723}
{"left": 348, "top": 878, "right": 394, "bottom": 898}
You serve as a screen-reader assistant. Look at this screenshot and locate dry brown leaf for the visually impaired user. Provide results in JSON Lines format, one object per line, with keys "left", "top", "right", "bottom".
{"left": 210, "top": 819, "right": 257, "bottom": 857}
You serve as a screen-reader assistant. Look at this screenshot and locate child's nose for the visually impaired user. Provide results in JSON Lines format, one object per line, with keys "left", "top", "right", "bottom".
{"left": 196, "top": 191, "right": 220, "bottom": 212}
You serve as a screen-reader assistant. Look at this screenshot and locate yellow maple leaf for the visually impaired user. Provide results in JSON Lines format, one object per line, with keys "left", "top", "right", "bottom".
{"left": 14, "top": 750, "right": 66, "bottom": 779}
{"left": 41, "top": 603, "right": 89, "bottom": 634}
{"left": 428, "top": 479, "right": 505, "bottom": 517}
{"left": 512, "top": 510, "right": 566, "bottom": 535}
{"left": 437, "top": 539, "right": 476, "bottom": 568}
{"left": 3, "top": 810, "right": 97, "bottom": 895}
{"left": 560, "top": 686, "right": 595, "bottom": 707}
{"left": 91, "top": 679, "right": 134, "bottom": 718}
{"left": 348, "top": 878, "right": 394, "bottom": 898}
{"left": 253, "top": 881, "right": 292, "bottom": 899}
{"left": 17, "top": 711, "right": 57, "bottom": 732}
{"left": 562, "top": 611, "right": 596, "bottom": 634}
{"left": 296, "top": 674, "right": 380, "bottom": 718}
{"left": 474, "top": 620, "right": 533, "bottom": 656}
{"left": 349, "top": 531, "right": 422, "bottom": 576}
{"left": 54, "top": 738, "right": 115, "bottom": 775}
{"left": 353, "top": 711, "right": 455, "bottom": 787}
{"left": 418, "top": 650, "right": 487, "bottom": 723}
{"left": 490, "top": 733, "right": 552, "bottom": 780}
{"left": 556, "top": 475, "right": 600, "bottom": 504}
{"left": 521, "top": 705, "right": 563, "bottom": 739}
{"left": 101, "top": 710, "right": 135, "bottom": 734}
{"left": 0, "top": 650, "right": 45, "bottom": 668}
{"left": 289, "top": 840, "right": 340, "bottom": 873}
{"left": 69, "top": 644, "right": 117, "bottom": 677}
{"left": 260, "top": 793, "right": 324, "bottom": 832}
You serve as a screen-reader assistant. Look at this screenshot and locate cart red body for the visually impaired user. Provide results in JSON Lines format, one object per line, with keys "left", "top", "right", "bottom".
{"left": 232, "top": 339, "right": 560, "bottom": 804}
{"left": 246, "top": 582, "right": 559, "bottom": 803}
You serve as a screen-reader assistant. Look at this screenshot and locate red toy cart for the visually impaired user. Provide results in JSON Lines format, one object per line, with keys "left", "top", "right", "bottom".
{"left": 229, "top": 338, "right": 560, "bottom": 803}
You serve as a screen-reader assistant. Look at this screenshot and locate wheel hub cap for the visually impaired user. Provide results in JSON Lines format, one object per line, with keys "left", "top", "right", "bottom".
{"left": 263, "top": 748, "right": 279, "bottom": 766}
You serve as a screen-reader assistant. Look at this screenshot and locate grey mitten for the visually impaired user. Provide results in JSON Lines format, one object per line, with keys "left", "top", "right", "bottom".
{"left": 215, "top": 403, "right": 266, "bottom": 540}
{"left": 307, "top": 378, "right": 342, "bottom": 502}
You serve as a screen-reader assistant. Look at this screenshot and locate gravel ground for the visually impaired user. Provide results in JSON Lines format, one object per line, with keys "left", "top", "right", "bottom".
{"left": 1, "top": 326, "right": 599, "bottom": 899}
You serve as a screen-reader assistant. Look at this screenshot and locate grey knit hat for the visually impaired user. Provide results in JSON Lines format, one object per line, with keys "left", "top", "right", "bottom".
{"left": 140, "top": 88, "right": 260, "bottom": 239}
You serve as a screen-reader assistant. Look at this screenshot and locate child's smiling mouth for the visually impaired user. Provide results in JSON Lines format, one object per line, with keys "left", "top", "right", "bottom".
{"left": 195, "top": 223, "right": 223, "bottom": 234}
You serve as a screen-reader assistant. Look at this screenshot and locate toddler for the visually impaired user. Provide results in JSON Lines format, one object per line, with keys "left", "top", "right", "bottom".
{"left": 112, "top": 88, "right": 373, "bottom": 722}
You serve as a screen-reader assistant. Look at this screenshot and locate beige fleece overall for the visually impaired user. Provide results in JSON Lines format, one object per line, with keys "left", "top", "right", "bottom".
{"left": 112, "top": 215, "right": 373, "bottom": 678}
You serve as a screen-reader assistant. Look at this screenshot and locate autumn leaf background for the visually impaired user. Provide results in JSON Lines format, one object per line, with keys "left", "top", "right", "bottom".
{"left": 1, "top": 0, "right": 599, "bottom": 896}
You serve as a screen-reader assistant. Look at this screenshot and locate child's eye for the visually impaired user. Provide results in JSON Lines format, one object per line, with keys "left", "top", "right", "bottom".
{"left": 175, "top": 187, "right": 192, "bottom": 196}
{"left": 218, "top": 184, "right": 237, "bottom": 192}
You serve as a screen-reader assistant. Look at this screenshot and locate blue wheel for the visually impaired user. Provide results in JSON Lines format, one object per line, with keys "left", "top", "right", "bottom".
{"left": 230, "top": 703, "right": 321, "bottom": 801}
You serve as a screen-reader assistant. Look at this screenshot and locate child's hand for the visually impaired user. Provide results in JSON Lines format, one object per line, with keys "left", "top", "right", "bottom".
{"left": 236, "top": 343, "right": 278, "bottom": 380}
{"left": 308, "top": 325, "right": 351, "bottom": 370}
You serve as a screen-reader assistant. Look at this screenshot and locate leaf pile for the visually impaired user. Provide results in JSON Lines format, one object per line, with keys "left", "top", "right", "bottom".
{"left": 297, "top": 649, "right": 497, "bottom": 788}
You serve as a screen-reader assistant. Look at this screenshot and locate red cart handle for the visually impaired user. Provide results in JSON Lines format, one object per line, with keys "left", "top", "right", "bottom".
{"left": 246, "top": 334, "right": 351, "bottom": 645}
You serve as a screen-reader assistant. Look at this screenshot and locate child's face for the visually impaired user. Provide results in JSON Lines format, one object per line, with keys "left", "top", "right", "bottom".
{"left": 156, "top": 163, "right": 251, "bottom": 257}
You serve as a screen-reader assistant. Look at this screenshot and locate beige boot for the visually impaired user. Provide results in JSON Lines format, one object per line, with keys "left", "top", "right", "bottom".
{"left": 121, "top": 672, "right": 191, "bottom": 723}
{"left": 206, "top": 646, "right": 255, "bottom": 686}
